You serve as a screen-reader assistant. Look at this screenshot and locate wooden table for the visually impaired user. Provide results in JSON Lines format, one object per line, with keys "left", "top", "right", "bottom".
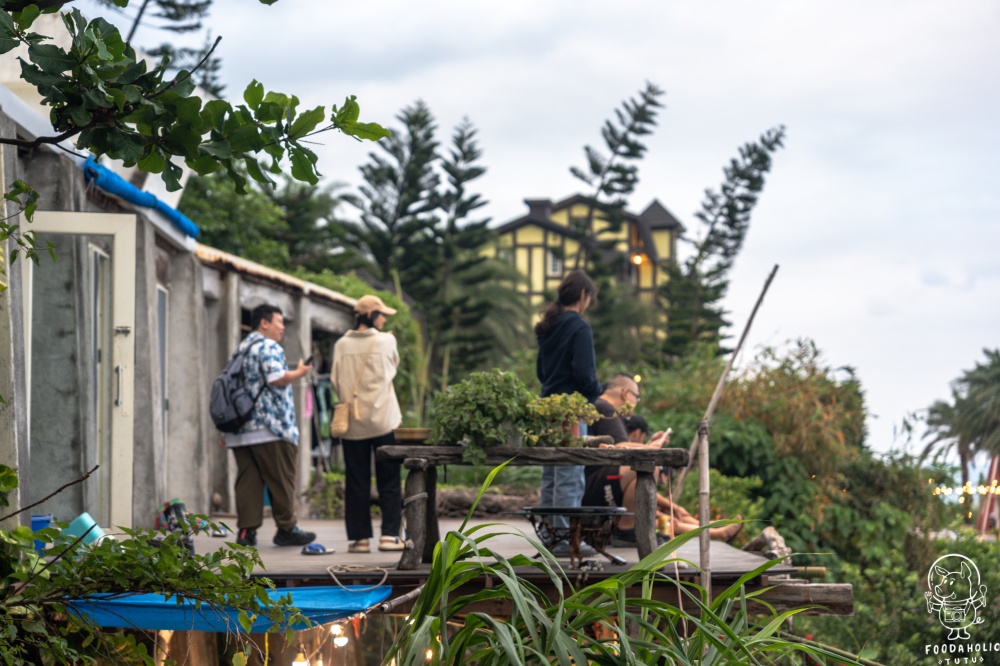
{"left": 376, "top": 445, "right": 689, "bottom": 569}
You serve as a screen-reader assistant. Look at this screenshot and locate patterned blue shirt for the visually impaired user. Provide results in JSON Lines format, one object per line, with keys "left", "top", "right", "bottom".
{"left": 223, "top": 331, "right": 299, "bottom": 447}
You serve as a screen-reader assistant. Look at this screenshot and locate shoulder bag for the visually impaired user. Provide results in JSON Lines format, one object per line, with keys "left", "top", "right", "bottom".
{"left": 330, "top": 336, "right": 378, "bottom": 437}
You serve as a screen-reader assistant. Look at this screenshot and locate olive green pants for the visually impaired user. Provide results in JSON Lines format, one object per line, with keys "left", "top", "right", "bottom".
{"left": 233, "top": 440, "right": 298, "bottom": 532}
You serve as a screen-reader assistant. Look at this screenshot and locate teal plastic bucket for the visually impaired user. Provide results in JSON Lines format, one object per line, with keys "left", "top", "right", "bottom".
{"left": 64, "top": 512, "right": 106, "bottom": 545}
{"left": 31, "top": 514, "right": 52, "bottom": 552}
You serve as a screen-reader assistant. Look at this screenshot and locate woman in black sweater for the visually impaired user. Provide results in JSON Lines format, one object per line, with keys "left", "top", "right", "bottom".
{"left": 534, "top": 270, "right": 602, "bottom": 555}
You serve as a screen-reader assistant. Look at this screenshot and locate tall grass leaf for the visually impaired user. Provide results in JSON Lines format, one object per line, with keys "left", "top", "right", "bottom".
{"left": 460, "top": 459, "right": 513, "bottom": 531}
{"left": 470, "top": 613, "right": 525, "bottom": 664}
{"left": 709, "top": 555, "right": 787, "bottom": 610}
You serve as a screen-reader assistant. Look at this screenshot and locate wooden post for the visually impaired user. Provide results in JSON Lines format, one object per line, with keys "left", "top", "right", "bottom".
{"left": 400, "top": 458, "right": 428, "bottom": 570}
{"left": 423, "top": 465, "right": 439, "bottom": 564}
{"left": 633, "top": 462, "right": 657, "bottom": 559}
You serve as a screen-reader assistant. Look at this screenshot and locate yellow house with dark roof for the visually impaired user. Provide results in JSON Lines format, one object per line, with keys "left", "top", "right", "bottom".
{"left": 491, "top": 195, "right": 685, "bottom": 309}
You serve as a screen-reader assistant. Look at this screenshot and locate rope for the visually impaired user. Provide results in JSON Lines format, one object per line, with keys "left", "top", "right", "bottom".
{"left": 403, "top": 492, "right": 428, "bottom": 505}
{"left": 325, "top": 564, "right": 389, "bottom": 592}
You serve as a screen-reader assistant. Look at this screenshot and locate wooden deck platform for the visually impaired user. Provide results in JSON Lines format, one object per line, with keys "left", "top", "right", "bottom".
{"left": 190, "top": 516, "right": 853, "bottom": 616}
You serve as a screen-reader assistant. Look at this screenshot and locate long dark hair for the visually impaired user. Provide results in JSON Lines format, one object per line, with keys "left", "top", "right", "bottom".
{"left": 534, "top": 270, "right": 598, "bottom": 337}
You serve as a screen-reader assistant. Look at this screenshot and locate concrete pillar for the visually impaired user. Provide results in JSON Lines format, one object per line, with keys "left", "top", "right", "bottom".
{"left": 293, "top": 295, "right": 312, "bottom": 501}
{"left": 131, "top": 218, "right": 159, "bottom": 527}
{"left": 163, "top": 250, "right": 211, "bottom": 512}
{"left": 220, "top": 271, "right": 241, "bottom": 515}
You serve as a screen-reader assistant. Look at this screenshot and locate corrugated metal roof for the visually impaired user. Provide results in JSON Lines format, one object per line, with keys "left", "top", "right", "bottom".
{"left": 195, "top": 245, "right": 356, "bottom": 309}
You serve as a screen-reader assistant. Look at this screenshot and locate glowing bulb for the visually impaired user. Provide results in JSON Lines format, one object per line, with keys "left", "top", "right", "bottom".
{"left": 292, "top": 653, "right": 309, "bottom": 666}
{"left": 426, "top": 648, "right": 434, "bottom": 661}
{"left": 633, "top": 374, "right": 642, "bottom": 383}
{"left": 334, "top": 636, "right": 349, "bottom": 648}
{"left": 631, "top": 254, "right": 643, "bottom": 266}
{"left": 331, "top": 624, "right": 344, "bottom": 636}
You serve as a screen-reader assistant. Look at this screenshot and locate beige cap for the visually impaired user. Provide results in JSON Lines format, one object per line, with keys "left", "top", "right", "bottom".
{"left": 354, "top": 294, "right": 398, "bottom": 316}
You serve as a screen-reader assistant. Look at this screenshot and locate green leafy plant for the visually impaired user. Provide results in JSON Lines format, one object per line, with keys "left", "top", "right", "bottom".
{"left": 0, "top": 5, "right": 388, "bottom": 193}
{"left": 0, "top": 465, "right": 306, "bottom": 665}
{"left": 429, "top": 370, "right": 534, "bottom": 464}
{"left": 523, "top": 392, "right": 601, "bottom": 448}
{"left": 385, "top": 463, "right": 862, "bottom": 666}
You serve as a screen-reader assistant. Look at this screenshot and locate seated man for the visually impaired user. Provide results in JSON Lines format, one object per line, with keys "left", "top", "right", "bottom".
{"left": 622, "top": 413, "right": 651, "bottom": 444}
{"left": 584, "top": 374, "right": 742, "bottom": 545}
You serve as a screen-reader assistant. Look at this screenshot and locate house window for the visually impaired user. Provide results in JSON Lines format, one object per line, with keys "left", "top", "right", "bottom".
{"left": 547, "top": 250, "right": 563, "bottom": 277}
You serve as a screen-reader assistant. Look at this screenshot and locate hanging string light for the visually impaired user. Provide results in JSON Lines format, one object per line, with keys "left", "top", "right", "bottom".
{"left": 930, "top": 479, "right": 1000, "bottom": 497}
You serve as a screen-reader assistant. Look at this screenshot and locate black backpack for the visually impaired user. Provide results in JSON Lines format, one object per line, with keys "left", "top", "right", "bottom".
{"left": 210, "top": 341, "right": 267, "bottom": 433}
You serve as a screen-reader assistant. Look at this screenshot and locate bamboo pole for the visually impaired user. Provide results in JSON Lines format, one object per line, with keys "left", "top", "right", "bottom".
{"left": 671, "top": 264, "right": 779, "bottom": 603}
{"left": 672, "top": 264, "right": 779, "bottom": 498}
{"left": 697, "top": 422, "right": 711, "bottom": 595}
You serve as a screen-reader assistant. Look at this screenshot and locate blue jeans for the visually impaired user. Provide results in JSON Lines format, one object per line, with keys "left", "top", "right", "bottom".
{"left": 539, "top": 422, "right": 587, "bottom": 538}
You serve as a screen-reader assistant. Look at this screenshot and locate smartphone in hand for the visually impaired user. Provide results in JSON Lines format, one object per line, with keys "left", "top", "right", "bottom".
{"left": 304, "top": 355, "right": 315, "bottom": 367}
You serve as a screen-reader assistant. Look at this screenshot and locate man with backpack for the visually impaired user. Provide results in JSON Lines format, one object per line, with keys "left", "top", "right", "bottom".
{"left": 221, "top": 304, "right": 315, "bottom": 548}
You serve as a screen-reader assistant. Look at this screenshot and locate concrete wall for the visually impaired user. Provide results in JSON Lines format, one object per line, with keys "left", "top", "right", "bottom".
{"left": 0, "top": 117, "right": 30, "bottom": 528}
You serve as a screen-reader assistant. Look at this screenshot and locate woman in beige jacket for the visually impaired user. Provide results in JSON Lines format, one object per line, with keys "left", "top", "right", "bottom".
{"left": 331, "top": 295, "right": 404, "bottom": 553}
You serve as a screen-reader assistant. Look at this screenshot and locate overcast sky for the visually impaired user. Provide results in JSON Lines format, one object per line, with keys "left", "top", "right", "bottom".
{"left": 102, "top": 0, "right": 1000, "bottom": 454}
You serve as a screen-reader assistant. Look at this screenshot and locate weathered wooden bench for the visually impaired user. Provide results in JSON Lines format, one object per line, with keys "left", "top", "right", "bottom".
{"left": 375, "top": 445, "right": 689, "bottom": 570}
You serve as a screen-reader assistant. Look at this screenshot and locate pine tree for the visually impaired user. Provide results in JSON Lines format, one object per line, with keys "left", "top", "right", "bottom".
{"left": 421, "top": 120, "right": 529, "bottom": 385}
{"left": 569, "top": 81, "right": 664, "bottom": 277}
{"left": 662, "top": 126, "right": 786, "bottom": 358}
{"left": 263, "top": 177, "right": 344, "bottom": 272}
{"left": 341, "top": 101, "right": 440, "bottom": 285}
{"left": 568, "top": 82, "right": 665, "bottom": 363}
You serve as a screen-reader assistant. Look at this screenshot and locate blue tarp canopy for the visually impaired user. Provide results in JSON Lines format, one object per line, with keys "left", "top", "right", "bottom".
{"left": 66, "top": 586, "right": 392, "bottom": 633}
{"left": 82, "top": 155, "right": 201, "bottom": 239}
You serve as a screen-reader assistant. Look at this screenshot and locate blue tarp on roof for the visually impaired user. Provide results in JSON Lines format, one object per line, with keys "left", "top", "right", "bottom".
{"left": 66, "top": 585, "right": 391, "bottom": 633}
{"left": 82, "top": 155, "right": 200, "bottom": 239}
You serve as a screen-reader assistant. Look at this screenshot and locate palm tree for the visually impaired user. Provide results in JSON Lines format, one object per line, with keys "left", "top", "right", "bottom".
{"left": 922, "top": 393, "right": 977, "bottom": 490}
{"left": 922, "top": 349, "right": 1000, "bottom": 504}
{"left": 956, "top": 349, "right": 1000, "bottom": 456}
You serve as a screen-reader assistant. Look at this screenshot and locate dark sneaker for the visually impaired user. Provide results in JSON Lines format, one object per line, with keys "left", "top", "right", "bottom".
{"left": 236, "top": 528, "right": 257, "bottom": 547}
{"left": 273, "top": 525, "right": 316, "bottom": 547}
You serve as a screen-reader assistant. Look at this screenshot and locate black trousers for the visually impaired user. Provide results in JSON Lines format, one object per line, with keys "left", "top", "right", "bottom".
{"left": 342, "top": 432, "right": 402, "bottom": 541}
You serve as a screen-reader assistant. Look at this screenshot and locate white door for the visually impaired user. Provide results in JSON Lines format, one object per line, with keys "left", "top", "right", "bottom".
{"left": 24, "top": 212, "right": 136, "bottom": 528}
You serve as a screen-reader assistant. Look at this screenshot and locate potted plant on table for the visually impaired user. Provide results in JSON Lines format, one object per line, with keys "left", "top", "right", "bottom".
{"left": 429, "top": 370, "right": 534, "bottom": 464}
{"left": 524, "top": 393, "right": 602, "bottom": 448}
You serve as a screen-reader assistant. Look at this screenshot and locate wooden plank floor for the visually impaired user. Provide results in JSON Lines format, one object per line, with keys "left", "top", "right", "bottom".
{"left": 192, "top": 516, "right": 793, "bottom": 583}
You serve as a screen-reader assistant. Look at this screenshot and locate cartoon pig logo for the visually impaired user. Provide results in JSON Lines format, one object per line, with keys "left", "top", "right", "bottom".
{"left": 925, "top": 554, "right": 987, "bottom": 640}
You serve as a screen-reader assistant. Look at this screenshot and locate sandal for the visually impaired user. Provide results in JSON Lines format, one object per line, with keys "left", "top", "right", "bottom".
{"left": 302, "top": 543, "right": 335, "bottom": 555}
{"left": 348, "top": 539, "right": 370, "bottom": 553}
{"left": 378, "top": 536, "right": 405, "bottom": 552}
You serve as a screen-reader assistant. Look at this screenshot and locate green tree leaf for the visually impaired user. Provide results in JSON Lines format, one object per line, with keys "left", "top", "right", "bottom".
{"left": 243, "top": 79, "right": 264, "bottom": 111}
{"left": 288, "top": 105, "right": 324, "bottom": 140}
